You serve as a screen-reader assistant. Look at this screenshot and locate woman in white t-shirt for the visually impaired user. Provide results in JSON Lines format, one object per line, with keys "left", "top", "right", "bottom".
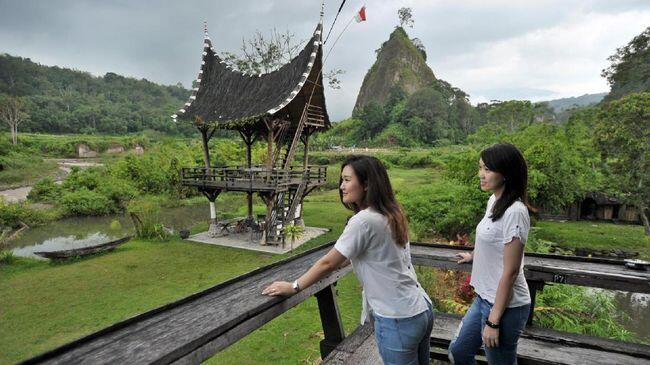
{"left": 448, "top": 143, "right": 532, "bottom": 365}
{"left": 263, "top": 155, "right": 433, "bottom": 365}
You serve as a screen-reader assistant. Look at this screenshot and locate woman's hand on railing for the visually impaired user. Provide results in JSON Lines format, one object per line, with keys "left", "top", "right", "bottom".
{"left": 455, "top": 251, "right": 473, "bottom": 264}
{"left": 262, "top": 281, "right": 294, "bottom": 296}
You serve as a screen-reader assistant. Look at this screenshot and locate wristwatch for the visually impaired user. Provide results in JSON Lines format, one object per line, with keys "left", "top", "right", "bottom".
{"left": 292, "top": 280, "right": 301, "bottom": 293}
{"left": 485, "top": 319, "right": 500, "bottom": 329}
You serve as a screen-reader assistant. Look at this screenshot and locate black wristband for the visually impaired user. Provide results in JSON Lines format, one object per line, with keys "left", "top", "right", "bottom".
{"left": 485, "top": 319, "right": 500, "bottom": 329}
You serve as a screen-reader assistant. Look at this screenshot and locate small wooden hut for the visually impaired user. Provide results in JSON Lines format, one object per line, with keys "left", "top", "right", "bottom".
{"left": 174, "top": 9, "right": 330, "bottom": 245}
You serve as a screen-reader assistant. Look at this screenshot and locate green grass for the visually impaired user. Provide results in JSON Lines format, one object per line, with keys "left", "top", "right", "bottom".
{"left": 0, "top": 155, "right": 60, "bottom": 190}
{"left": 0, "top": 240, "right": 274, "bottom": 363}
{"left": 535, "top": 220, "right": 649, "bottom": 260}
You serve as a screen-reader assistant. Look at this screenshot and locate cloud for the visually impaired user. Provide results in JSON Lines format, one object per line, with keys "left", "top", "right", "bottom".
{"left": 0, "top": 0, "right": 649, "bottom": 121}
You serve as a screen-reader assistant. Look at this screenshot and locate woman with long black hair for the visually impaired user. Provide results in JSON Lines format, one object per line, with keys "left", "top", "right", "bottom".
{"left": 448, "top": 143, "right": 532, "bottom": 364}
{"left": 263, "top": 155, "right": 433, "bottom": 365}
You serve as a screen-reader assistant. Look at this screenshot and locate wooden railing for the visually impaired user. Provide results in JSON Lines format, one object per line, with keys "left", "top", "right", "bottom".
{"left": 19, "top": 242, "right": 650, "bottom": 364}
{"left": 180, "top": 165, "right": 327, "bottom": 191}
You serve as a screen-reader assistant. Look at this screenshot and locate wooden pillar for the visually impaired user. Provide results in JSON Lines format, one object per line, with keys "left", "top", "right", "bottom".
{"left": 200, "top": 126, "right": 211, "bottom": 168}
{"left": 199, "top": 125, "right": 218, "bottom": 235}
{"left": 264, "top": 119, "right": 274, "bottom": 172}
{"left": 241, "top": 130, "right": 254, "bottom": 223}
{"left": 526, "top": 280, "right": 545, "bottom": 326}
{"left": 315, "top": 284, "right": 345, "bottom": 359}
{"left": 302, "top": 132, "right": 309, "bottom": 169}
{"left": 202, "top": 190, "right": 220, "bottom": 237}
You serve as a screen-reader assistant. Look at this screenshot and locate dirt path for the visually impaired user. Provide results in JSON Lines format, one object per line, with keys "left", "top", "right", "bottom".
{"left": 0, "top": 159, "right": 103, "bottom": 203}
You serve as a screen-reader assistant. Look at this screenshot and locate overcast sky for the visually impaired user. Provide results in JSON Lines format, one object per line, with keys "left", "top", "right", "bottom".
{"left": 1, "top": 0, "right": 649, "bottom": 121}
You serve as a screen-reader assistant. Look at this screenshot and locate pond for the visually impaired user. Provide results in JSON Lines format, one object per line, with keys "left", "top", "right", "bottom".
{"left": 9, "top": 204, "right": 211, "bottom": 259}
{"left": 611, "top": 290, "right": 650, "bottom": 341}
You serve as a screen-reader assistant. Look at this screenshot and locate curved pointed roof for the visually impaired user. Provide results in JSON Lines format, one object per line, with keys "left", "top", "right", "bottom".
{"left": 174, "top": 16, "right": 330, "bottom": 130}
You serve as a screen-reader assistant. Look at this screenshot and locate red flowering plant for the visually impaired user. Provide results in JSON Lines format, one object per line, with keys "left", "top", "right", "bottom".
{"left": 451, "top": 233, "right": 475, "bottom": 305}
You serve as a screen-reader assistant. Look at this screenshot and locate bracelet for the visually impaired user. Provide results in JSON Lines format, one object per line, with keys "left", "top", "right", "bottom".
{"left": 485, "top": 319, "right": 500, "bottom": 329}
{"left": 292, "top": 280, "right": 301, "bottom": 293}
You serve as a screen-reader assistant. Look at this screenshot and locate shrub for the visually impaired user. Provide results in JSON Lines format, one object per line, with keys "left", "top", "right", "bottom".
{"left": 59, "top": 188, "right": 114, "bottom": 216}
{"left": 27, "top": 177, "right": 62, "bottom": 202}
{"left": 0, "top": 250, "right": 15, "bottom": 265}
{"left": 96, "top": 178, "right": 137, "bottom": 211}
{"left": 62, "top": 167, "right": 103, "bottom": 191}
{"left": 440, "top": 146, "right": 480, "bottom": 185}
{"left": 399, "top": 179, "right": 487, "bottom": 239}
{"left": 0, "top": 200, "right": 48, "bottom": 228}
{"left": 397, "top": 151, "right": 435, "bottom": 168}
{"left": 127, "top": 198, "right": 169, "bottom": 241}
{"left": 535, "top": 284, "right": 632, "bottom": 341}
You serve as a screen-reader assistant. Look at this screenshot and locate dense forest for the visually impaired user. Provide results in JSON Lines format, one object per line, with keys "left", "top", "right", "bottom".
{"left": 0, "top": 54, "right": 194, "bottom": 135}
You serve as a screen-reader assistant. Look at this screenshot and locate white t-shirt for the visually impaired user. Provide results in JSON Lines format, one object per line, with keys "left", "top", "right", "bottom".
{"left": 470, "top": 195, "right": 531, "bottom": 307}
{"left": 334, "top": 208, "right": 431, "bottom": 323}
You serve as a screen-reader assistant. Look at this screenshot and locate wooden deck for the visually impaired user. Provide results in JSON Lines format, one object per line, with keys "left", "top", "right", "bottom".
{"left": 19, "top": 242, "right": 650, "bottom": 364}
{"left": 180, "top": 165, "right": 327, "bottom": 193}
{"left": 323, "top": 313, "right": 650, "bottom": 365}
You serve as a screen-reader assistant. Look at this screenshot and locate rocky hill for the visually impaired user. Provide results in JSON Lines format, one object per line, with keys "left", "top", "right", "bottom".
{"left": 353, "top": 27, "right": 436, "bottom": 112}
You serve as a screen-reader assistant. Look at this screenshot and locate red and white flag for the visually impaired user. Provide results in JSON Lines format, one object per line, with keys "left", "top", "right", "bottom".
{"left": 355, "top": 6, "right": 366, "bottom": 23}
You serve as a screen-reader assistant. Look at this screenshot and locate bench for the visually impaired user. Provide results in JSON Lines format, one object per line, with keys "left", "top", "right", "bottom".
{"left": 323, "top": 313, "right": 650, "bottom": 365}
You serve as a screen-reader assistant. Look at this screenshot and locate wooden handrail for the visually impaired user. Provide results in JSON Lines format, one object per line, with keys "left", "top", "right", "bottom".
{"left": 20, "top": 241, "right": 649, "bottom": 364}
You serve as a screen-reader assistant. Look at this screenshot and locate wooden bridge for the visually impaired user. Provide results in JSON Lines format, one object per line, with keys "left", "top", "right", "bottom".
{"left": 19, "top": 242, "right": 650, "bottom": 365}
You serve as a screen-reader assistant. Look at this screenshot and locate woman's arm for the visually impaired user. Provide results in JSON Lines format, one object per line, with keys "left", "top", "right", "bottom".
{"left": 455, "top": 251, "right": 473, "bottom": 263}
{"left": 483, "top": 238, "right": 525, "bottom": 347}
{"left": 262, "top": 247, "right": 348, "bottom": 296}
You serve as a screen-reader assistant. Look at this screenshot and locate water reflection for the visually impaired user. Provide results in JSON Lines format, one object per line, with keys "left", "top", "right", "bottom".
{"left": 613, "top": 291, "right": 650, "bottom": 340}
{"left": 9, "top": 204, "right": 210, "bottom": 258}
{"left": 13, "top": 232, "right": 120, "bottom": 259}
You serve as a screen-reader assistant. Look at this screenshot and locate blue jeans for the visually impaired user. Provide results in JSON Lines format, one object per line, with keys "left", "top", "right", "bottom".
{"left": 372, "top": 300, "right": 434, "bottom": 365}
{"left": 448, "top": 296, "right": 530, "bottom": 365}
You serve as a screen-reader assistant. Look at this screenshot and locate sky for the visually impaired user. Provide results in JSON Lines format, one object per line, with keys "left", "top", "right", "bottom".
{"left": 0, "top": 0, "right": 649, "bottom": 122}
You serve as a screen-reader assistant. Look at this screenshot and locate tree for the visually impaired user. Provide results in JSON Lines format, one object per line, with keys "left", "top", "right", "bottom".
{"left": 411, "top": 37, "right": 427, "bottom": 60}
{"left": 602, "top": 27, "right": 650, "bottom": 102}
{"left": 355, "top": 102, "right": 387, "bottom": 140}
{"left": 486, "top": 100, "right": 535, "bottom": 133}
{"left": 398, "top": 7, "right": 414, "bottom": 28}
{"left": 594, "top": 92, "right": 650, "bottom": 234}
{"left": 221, "top": 28, "right": 304, "bottom": 74}
{"left": 0, "top": 95, "right": 28, "bottom": 145}
{"left": 324, "top": 69, "right": 345, "bottom": 89}
{"left": 220, "top": 28, "right": 344, "bottom": 88}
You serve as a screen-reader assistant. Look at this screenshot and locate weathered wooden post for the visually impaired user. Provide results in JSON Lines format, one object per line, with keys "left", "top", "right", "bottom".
{"left": 526, "top": 279, "right": 545, "bottom": 325}
{"left": 198, "top": 124, "right": 221, "bottom": 236}
{"left": 315, "top": 284, "right": 346, "bottom": 358}
{"left": 240, "top": 130, "right": 255, "bottom": 223}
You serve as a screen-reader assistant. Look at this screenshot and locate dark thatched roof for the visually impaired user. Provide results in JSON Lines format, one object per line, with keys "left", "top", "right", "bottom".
{"left": 173, "top": 18, "right": 330, "bottom": 131}
{"left": 584, "top": 192, "right": 621, "bottom": 205}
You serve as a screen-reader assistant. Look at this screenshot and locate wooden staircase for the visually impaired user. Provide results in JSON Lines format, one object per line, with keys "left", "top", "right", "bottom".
{"left": 265, "top": 103, "right": 318, "bottom": 244}
{"left": 265, "top": 180, "right": 306, "bottom": 244}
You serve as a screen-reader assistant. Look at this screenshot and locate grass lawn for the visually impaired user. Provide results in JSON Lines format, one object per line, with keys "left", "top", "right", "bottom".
{"left": 535, "top": 220, "right": 649, "bottom": 260}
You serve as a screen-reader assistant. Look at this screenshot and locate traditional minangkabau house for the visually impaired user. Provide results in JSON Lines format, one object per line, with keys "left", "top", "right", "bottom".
{"left": 543, "top": 191, "right": 641, "bottom": 224}
{"left": 173, "top": 8, "right": 330, "bottom": 246}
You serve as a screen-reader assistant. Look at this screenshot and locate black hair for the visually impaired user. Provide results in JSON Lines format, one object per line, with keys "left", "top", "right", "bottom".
{"left": 480, "top": 143, "right": 532, "bottom": 221}
{"left": 339, "top": 155, "right": 409, "bottom": 247}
